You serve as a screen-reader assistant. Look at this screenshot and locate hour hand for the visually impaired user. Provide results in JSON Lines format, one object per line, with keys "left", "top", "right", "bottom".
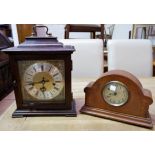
{"left": 26, "top": 79, "right": 50, "bottom": 86}
{"left": 40, "top": 86, "right": 46, "bottom": 92}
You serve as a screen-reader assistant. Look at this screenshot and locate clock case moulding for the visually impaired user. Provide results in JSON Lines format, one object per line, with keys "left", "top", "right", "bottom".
{"left": 3, "top": 34, "right": 77, "bottom": 117}
{"left": 80, "top": 70, "right": 153, "bottom": 129}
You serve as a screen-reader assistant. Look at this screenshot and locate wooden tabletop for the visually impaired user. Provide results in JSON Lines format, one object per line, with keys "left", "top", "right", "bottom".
{"left": 0, "top": 77, "right": 155, "bottom": 131}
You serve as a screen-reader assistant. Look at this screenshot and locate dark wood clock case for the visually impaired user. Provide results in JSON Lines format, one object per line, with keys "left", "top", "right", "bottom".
{"left": 80, "top": 70, "right": 153, "bottom": 128}
{"left": 3, "top": 34, "right": 77, "bottom": 117}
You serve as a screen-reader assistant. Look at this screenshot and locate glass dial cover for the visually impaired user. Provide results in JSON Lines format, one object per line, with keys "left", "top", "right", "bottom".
{"left": 23, "top": 62, "right": 64, "bottom": 100}
{"left": 102, "top": 81, "right": 129, "bottom": 106}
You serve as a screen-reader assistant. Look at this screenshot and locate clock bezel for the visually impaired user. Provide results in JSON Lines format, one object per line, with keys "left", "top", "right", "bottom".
{"left": 20, "top": 60, "right": 65, "bottom": 101}
{"left": 102, "top": 80, "right": 129, "bottom": 107}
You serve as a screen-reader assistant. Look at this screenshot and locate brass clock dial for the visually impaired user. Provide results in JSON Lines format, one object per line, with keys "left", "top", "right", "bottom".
{"left": 24, "top": 62, "right": 64, "bottom": 100}
{"left": 18, "top": 60, "right": 65, "bottom": 101}
{"left": 102, "top": 81, "right": 129, "bottom": 106}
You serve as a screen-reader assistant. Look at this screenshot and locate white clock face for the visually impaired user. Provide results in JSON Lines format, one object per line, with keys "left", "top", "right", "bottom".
{"left": 102, "top": 81, "right": 129, "bottom": 106}
{"left": 23, "top": 62, "right": 64, "bottom": 100}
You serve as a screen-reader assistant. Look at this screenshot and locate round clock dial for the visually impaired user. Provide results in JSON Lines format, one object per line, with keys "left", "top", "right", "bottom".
{"left": 102, "top": 81, "right": 129, "bottom": 106}
{"left": 23, "top": 62, "right": 64, "bottom": 100}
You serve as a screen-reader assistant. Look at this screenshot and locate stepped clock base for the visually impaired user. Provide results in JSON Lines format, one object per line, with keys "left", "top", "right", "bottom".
{"left": 80, "top": 105, "right": 153, "bottom": 129}
{"left": 12, "top": 100, "right": 77, "bottom": 118}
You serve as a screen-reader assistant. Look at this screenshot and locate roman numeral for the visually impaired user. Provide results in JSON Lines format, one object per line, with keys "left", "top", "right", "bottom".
{"left": 42, "top": 92, "right": 45, "bottom": 99}
{"left": 41, "top": 64, "right": 44, "bottom": 71}
{"left": 55, "top": 81, "right": 61, "bottom": 83}
{"left": 28, "top": 86, "right": 34, "bottom": 90}
{"left": 53, "top": 73, "right": 59, "bottom": 77}
{"left": 54, "top": 86, "right": 59, "bottom": 91}
{"left": 33, "top": 67, "right": 37, "bottom": 72}
{"left": 48, "top": 65, "right": 53, "bottom": 72}
{"left": 25, "top": 81, "right": 33, "bottom": 85}
{"left": 26, "top": 73, "right": 33, "bottom": 76}
{"left": 35, "top": 90, "right": 39, "bottom": 96}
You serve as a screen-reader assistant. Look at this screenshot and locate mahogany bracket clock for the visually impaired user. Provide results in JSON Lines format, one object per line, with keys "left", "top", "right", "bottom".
{"left": 3, "top": 26, "right": 77, "bottom": 117}
{"left": 80, "top": 70, "right": 153, "bottom": 128}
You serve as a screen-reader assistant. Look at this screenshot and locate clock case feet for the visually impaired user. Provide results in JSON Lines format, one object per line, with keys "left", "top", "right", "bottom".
{"left": 12, "top": 100, "right": 77, "bottom": 117}
{"left": 80, "top": 106, "right": 153, "bottom": 129}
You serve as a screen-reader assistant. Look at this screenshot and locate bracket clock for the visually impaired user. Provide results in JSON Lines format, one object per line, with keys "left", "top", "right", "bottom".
{"left": 80, "top": 70, "right": 153, "bottom": 128}
{"left": 3, "top": 26, "right": 77, "bottom": 117}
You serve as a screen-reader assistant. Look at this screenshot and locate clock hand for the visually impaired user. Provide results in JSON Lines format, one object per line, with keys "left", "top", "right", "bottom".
{"left": 26, "top": 82, "right": 35, "bottom": 86}
{"left": 114, "top": 85, "right": 118, "bottom": 96}
{"left": 36, "top": 79, "right": 49, "bottom": 84}
{"left": 40, "top": 77, "right": 48, "bottom": 93}
{"left": 26, "top": 81, "right": 44, "bottom": 86}
{"left": 33, "top": 81, "right": 44, "bottom": 84}
{"left": 40, "top": 86, "right": 46, "bottom": 99}
{"left": 41, "top": 77, "right": 50, "bottom": 84}
{"left": 40, "top": 86, "right": 46, "bottom": 92}
{"left": 108, "top": 86, "right": 117, "bottom": 96}
{"left": 113, "top": 91, "right": 117, "bottom": 96}
{"left": 40, "top": 78, "right": 46, "bottom": 92}
{"left": 26, "top": 79, "right": 50, "bottom": 86}
{"left": 111, "top": 85, "right": 117, "bottom": 96}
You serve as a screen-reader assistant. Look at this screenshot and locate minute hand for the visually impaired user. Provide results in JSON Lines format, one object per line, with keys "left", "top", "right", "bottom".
{"left": 26, "top": 80, "right": 49, "bottom": 85}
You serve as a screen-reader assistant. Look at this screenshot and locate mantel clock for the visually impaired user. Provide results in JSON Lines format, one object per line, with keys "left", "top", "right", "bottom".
{"left": 80, "top": 70, "right": 153, "bottom": 128}
{"left": 3, "top": 26, "right": 77, "bottom": 117}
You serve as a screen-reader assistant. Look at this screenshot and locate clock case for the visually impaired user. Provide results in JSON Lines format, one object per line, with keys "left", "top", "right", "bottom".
{"left": 80, "top": 70, "right": 153, "bottom": 128}
{"left": 3, "top": 35, "right": 77, "bottom": 117}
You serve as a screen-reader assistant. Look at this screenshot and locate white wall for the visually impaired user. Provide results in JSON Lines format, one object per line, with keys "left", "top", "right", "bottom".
{"left": 45, "top": 24, "right": 65, "bottom": 39}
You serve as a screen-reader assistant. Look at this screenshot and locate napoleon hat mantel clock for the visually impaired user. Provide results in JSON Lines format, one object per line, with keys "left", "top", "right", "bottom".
{"left": 3, "top": 26, "right": 77, "bottom": 117}
{"left": 80, "top": 70, "right": 153, "bottom": 128}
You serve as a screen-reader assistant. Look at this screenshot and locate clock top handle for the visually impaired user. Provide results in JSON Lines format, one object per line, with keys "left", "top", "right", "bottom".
{"left": 32, "top": 25, "right": 52, "bottom": 37}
